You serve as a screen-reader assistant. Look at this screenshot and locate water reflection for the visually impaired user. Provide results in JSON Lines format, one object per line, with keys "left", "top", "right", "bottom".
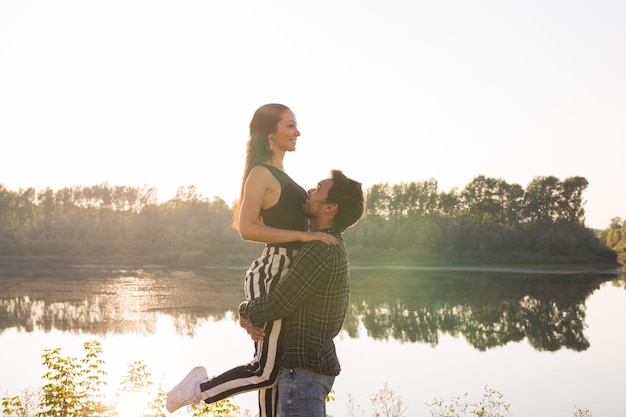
{"left": 0, "top": 266, "right": 620, "bottom": 352}
{"left": 348, "top": 268, "right": 621, "bottom": 351}
{"left": 0, "top": 268, "right": 243, "bottom": 337}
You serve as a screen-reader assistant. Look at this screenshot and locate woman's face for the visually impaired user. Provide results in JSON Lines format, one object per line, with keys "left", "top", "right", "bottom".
{"left": 269, "top": 110, "right": 300, "bottom": 152}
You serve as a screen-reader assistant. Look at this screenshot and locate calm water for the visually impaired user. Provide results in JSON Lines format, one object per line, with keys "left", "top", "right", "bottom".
{"left": 1, "top": 266, "right": 625, "bottom": 416}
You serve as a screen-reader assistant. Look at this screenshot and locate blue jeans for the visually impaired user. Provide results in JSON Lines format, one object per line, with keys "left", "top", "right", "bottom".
{"left": 278, "top": 368, "right": 335, "bottom": 417}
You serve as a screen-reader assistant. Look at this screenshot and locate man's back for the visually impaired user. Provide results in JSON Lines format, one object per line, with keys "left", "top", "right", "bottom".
{"left": 240, "top": 228, "right": 350, "bottom": 376}
{"left": 279, "top": 230, "right": 350, "bottom": 376}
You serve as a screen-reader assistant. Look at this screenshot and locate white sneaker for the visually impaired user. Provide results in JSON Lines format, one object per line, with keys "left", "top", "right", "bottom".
{"left": 166, "top": 366, "right": 208, "bottom": 413}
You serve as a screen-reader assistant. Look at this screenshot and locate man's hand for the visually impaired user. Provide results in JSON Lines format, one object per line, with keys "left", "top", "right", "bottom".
{"left": 239, "top": 316, "right": 266, "bottom": 342}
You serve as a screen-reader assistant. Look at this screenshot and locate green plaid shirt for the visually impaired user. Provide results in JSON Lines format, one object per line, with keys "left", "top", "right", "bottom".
{"left": 238, "top": 228, "right": 350, "bottom": 376}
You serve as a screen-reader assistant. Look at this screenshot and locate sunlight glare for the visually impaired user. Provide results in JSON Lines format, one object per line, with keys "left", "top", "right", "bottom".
{"left": 114, "top": 390, "right": 154, "bottom": 417}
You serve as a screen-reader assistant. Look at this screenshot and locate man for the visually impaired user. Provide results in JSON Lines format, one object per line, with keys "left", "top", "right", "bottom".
{"left": 238, "top": 169, "right": 365, "bottom": 417}
{"left": 166, "top": 170, "right": 364, "bottom": 416}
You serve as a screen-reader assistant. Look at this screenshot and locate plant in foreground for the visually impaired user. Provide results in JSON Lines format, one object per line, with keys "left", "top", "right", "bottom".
{"left": 0, "top": 340, "right": 597, "bottom": 417}
{"left": 573, "top": 407, "right": 593, "bottom": 417}
{"left": 370, "top": 382, "right": 407, "bottom": 417}
{"left": 426, "top": 385, "right": 511, "bottom": 417}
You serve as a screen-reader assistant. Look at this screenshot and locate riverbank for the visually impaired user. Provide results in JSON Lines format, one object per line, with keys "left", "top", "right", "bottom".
{"left": 1, "top": 255, "right": 623, "bottom": 277}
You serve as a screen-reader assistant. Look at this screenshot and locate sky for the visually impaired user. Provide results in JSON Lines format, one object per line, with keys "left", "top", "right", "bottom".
{"left": 1, "top": 0, "right": 624, "bottom": 229}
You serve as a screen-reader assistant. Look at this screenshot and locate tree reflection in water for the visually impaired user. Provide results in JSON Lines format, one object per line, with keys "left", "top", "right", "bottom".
{"left": 347, "top": 267, "right": 617, "bottom": 351}
{"left": 0, "top": 266, "right": 620, "bottom": 352}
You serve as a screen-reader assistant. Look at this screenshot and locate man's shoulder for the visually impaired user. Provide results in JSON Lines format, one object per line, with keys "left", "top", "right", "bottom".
{"left": 299, "top": 235, "right": 347, "bottom": 260}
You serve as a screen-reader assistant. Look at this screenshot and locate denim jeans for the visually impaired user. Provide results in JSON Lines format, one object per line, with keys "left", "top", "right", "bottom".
{"left": 278, "top": 367, "right": 335, "bottom": 417}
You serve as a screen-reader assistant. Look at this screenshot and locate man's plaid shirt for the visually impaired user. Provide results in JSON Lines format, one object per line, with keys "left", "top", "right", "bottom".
{"left": 239, "top": 228, "right": 350, "bottom": 376}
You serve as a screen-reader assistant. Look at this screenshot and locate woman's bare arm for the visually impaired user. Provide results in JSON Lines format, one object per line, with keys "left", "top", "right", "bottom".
{"left": 237, "top": 166, "right": 337, "bottom": 244}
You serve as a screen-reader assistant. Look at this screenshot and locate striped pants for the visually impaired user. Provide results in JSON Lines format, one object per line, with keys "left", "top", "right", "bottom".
{"left": 198, "top": 246, "right": 295, "bottom": 417}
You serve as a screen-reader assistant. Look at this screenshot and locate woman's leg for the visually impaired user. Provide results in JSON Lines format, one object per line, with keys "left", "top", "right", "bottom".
{"left": 197, "top": 317, "right": 283, "bottom": 403}
{"left": 167, "top": 318, "right": 284, "bottom": 414}
{"left": 199, "top": 247, "right": 294, "bottom": 417}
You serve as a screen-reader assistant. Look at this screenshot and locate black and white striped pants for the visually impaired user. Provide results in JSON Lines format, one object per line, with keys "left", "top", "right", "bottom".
{"left": 198, "top": 246, "right": 296, "bottom": 417}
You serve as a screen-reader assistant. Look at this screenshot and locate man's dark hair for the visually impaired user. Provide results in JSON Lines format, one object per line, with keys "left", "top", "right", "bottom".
{"left": 327, "top": 170, "right": 365, "bottom": 233}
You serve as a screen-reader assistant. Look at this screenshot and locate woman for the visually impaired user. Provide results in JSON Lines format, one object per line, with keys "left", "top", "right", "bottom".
{"left": 166, "top": 104, "right": 335, "bottom": 416}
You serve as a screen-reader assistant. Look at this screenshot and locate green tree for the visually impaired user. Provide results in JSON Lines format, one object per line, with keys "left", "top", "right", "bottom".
{"left": 522, "top": 176, "right": 562, "bottom": 224}
{"left": 80, "top": 341, "right": 111, "bottom": 417}
{"left": 39, "top": 347, "right": 83, "bottom": 417}
{"left": 558, "top": 176, "right": 588, "bottom": 223}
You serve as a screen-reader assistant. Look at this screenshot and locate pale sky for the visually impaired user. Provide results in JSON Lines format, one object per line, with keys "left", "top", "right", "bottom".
{"left": 1, "top": 0, "right": 624, "bottom": 229}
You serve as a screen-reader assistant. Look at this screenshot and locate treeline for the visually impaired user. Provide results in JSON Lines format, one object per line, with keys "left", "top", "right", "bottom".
{"left": 0, "top": 175, "right": 621, "bottom": 267}
{"left": 350, "top": 175, "right": 619, "bottom": 264}
{"left": 598, "top": 217, "right": 626, "bottom": 264}
{"left": 0, "top": 184, "right": 260, "bottom": 266}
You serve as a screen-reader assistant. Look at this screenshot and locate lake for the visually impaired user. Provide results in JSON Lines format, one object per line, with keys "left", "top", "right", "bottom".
{"left": 1, "top": 265, "right": 625, "bottom": 416}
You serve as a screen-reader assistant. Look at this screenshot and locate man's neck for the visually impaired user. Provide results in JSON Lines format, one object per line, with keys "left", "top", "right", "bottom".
{"left": 309, "top": 219, "right": 333, "bottom": 232}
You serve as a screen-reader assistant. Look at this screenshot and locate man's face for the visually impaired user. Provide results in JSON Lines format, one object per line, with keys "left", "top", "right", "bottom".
{"left": 304, "top": 178, "right": 332, "bottom": 218}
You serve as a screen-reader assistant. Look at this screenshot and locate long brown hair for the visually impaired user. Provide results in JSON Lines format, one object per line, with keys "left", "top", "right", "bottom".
{"left": 232, "top": 103, "right": 291, "bottom": 229}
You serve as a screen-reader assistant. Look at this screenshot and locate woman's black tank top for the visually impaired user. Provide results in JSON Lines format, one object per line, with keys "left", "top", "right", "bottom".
{"left": 259, "top": 164, "right": 308, "bottom": 249}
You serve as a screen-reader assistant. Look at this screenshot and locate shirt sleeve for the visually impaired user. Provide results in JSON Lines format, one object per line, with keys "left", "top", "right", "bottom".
{"left": 239, "top": 240, "right": 332, "bottom": 327}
